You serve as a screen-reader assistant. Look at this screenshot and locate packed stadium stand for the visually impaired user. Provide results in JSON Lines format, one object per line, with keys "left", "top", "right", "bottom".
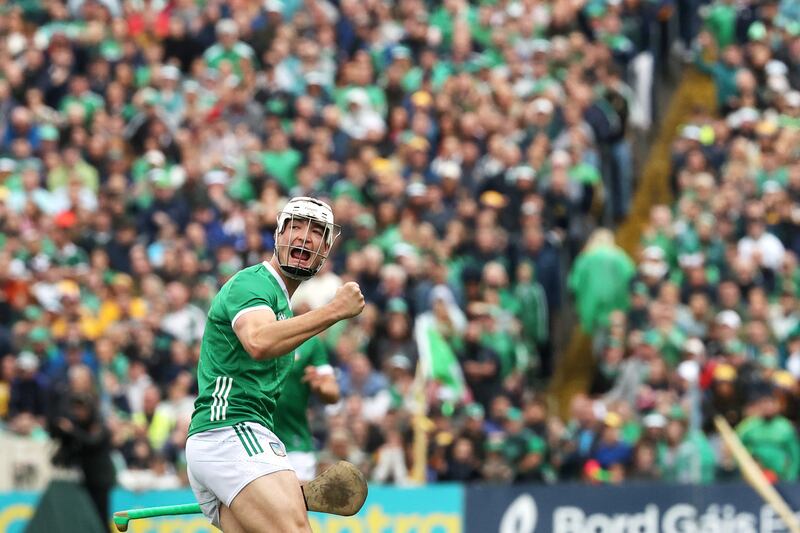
{"left": 1, "top": 0, "right": 800, "bottom": 529}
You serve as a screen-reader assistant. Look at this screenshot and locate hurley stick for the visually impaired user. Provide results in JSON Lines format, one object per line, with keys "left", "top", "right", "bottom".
{"left": 113, "top": 461, "right": 368, "bottom": 531}
{"left": 714, "top": 415, "right": 800, "bottom": 533}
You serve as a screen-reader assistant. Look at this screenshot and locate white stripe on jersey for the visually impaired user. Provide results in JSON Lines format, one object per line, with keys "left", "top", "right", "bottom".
{"left": 231, "top": 305, "right": 274, "bottom": 329}
{"left": 220, "top": 377, "right": 233, "bottom": 420}
{"left": 210, "top": 376, "right": 223, "bottom": 421}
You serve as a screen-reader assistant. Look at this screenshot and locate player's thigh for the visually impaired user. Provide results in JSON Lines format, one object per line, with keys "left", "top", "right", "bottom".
{"left": 219, "top": 503, "right": 248, "bottom": 533}
{"left": 229, "top": 470, "right": 311, "bottom": 533}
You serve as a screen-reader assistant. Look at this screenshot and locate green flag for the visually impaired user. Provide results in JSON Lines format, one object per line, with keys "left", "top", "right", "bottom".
{"left": 414, "top": 313, "right": 466, "bottom": 401}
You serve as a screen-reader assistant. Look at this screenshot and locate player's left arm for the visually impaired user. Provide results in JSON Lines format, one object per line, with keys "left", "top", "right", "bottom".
{"left": 303, "top": 365, "right": 340, "bottom": 404}
{"left": 304, "top": 341, "right": 340, "bottom": 403}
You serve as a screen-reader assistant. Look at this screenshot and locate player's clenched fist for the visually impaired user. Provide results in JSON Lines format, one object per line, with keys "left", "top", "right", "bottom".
{"left": 331, "top": 281, "right": 365, "bottom": 319}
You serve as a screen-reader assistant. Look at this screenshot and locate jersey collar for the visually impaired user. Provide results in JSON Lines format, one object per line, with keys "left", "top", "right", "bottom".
{"left": 262, "top": 260, "right": 291, "bottom": 302}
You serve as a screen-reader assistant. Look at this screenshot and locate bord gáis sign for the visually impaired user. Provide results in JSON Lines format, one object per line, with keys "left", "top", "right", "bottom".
{"left": 466, "top": 482, "right": 800, "bottom": 533}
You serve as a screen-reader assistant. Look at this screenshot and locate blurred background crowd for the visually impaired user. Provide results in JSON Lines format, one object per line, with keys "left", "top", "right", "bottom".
{"left": 0, "top": 0, "right": 798, "bottom": 493}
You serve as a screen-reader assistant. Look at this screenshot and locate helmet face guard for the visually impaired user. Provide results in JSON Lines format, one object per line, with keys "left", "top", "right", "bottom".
{"left": 274, "top": 197, "right": 341, "bottom": 281}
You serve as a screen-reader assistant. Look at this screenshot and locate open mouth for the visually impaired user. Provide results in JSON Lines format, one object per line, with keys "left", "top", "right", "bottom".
{"left": 290, "top": 247, "right": 313, "bottom": 262}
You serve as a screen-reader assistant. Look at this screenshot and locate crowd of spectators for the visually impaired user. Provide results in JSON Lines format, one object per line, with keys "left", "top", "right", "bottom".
{"left": 567, "top": 0, "right": 800, "bottom": 485}
{"left": 2, "top": 0, "right": 795, "bottom": 492}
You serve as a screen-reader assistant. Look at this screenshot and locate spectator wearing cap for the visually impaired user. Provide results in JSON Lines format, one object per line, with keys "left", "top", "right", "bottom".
{"left": 504, "top": 165, "right": 538, "bottom": 232}
{"left": 513, "top": 262, "right": 551, "bottom": 378}
{"left": 637, "top": 245, "right": 670, "bottom": 297}
{"left": 588, "top": 412, "right": 632, "bottom": 483}
{"left": 203, "top": 19, "right": 257, "bottom": 77}
{"left": 403, "top": 136, "right": 435, "bottom": 184}
{"left": 481, "top": 434, "right": 515, "bottom": 483}
{"left": 95, "top": 274, "right": 148, "bottom": 336}
{"left": 8, "top": 351, "right": 48, "bottom": 435}
{"left": 340, "top": 89, "right": 386, "bottom": 143}
{"left": 498, "top": 406, "right": 549, "bottom": 483}
{"left": 641, "top": 412, "right": 667, "bottom": 443}
{"left": 737, "top": 385, "right": 800, "bottom": 481}
{"left": 712, "top": 310, "right": 743, "bottom": 357}
{"left": 48, "top": 280, "right": 96, "bottom": 342}
{"left": 383, "top": 354, "right": 416, "bottom": 409}
{"left": 657, "top": 406, "right": 716, "bottom": 484}
{"left": 771, "top": 370, "right": 799, "bottom": 424}
{"left": 154, "top": 65, "right": 185, "bottom": 119}
{"left": 459, "top": 403, "right": 488, "bottom": 461}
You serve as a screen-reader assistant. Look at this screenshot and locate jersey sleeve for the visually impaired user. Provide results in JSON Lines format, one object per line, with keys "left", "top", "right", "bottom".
{"left": 225, "top": 272, "right": 279, "bottom": 329}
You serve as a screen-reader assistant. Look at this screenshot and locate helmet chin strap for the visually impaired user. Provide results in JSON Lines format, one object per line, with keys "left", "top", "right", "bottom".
{"left": 278, "top": 263, "right": 316, "bottom": 281}
{"left": 274, "top": 214, "right": 327, "bottom": 281}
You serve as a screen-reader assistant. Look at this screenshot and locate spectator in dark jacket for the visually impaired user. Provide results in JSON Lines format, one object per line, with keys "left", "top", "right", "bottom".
{"left": 47, "top": 365, "right": 115, "bottom": 526}
{"left": 460, "top": 317, "right": 502, "bottom": 410}
{"left": 8, "top": 351, "right": 48, "bottom": 431}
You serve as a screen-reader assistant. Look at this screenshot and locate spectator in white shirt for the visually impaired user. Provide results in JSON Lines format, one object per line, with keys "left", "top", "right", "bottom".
{"left": 737, "top": 216, "right": 785, "bottom": 271}
{"left": 340, "top": 89, "right": 386, "bottom": 142}
{"left": 160, "top": 281, "right": 206, "bottom": 345}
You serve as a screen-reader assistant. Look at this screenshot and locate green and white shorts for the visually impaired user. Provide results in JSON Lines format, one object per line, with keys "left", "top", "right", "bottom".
{"left": 186, "top": 423, "right": 294, "bottom": 528}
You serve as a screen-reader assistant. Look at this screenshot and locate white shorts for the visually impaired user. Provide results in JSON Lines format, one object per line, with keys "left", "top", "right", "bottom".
{"left": 186, "top": 423, "right": 294, "bottom": 528}
{"left": 287, "top": 451, "right": 317, "bottom": 482}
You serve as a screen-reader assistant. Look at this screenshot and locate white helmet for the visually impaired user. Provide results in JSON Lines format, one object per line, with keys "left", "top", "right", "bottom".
{"left": 274, "top": 197, "right": 341, "bottom": 281}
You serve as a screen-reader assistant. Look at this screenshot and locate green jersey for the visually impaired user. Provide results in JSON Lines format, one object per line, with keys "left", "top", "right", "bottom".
{"left": 737, "top": 415, "right": 800, "bottom": 481}
{"left": 189, "top": 261, "right": 294, "bottom": 437}
{"left": 273, "top": 336, "right": 332, "bottom": 453}
{"left": 203, "top": 42, "right": 257, "bottom": 76}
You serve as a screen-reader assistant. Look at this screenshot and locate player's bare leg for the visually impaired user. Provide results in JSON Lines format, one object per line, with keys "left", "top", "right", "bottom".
{"left": 228, "top": 470, "right": 311, "bottom": 532}
{"left": 219, "top": 504, "right": 247, "bottom": 533}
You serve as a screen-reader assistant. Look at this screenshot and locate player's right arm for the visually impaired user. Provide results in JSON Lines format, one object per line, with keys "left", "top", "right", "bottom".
{"left": 233, "top": 282, "right": 364, "bottom": 360}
